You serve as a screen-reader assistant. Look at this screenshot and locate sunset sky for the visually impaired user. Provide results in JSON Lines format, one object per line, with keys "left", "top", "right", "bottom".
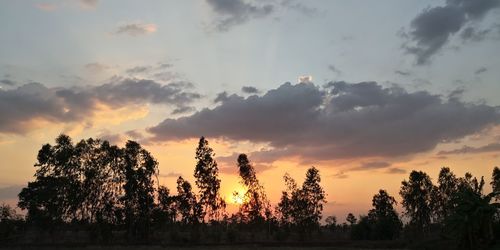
{"left": 1, "top": 0, "right": 499, "bottom": 221}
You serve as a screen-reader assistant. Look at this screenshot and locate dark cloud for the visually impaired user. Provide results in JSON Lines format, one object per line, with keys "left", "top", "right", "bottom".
{"left": 395, "top": 70, "right": 411, "bottom": 76}
{"left": 172, "top": 106, "right": 196, "bottom": 115}
{"left": 280, "top": 0, "right": 318, "bottom": 17}
{"left": 241, "top": 86, "right": 259, "bottom": 94}
{"left": 148, "top": 81, "right": 500, "bottom": 162}
{"left": 352, "top": 161, "right": 391, "bottom": 171}
{"left": 460, "top": 27, "right": 491, "bottom": 42}
{"left": 438, "top": 142, "right": 500, "bottom": 155}
{"left": 0, "top": 79, "right": 16, "bottom": 86}
{"left": 0, "top": 79, "right": 200, "bottom": 134}
{"left": 114, "top": 22, "right": 157, "bottom": 36}
{"left": 214, "top": 91, "right": 230, "bottom": 103}
{"left": 404, "top": 0, "right": 500, "bottom": 64}
{"left": 474, "top": 67, "right": 488, "bottom": 75}
{"left": 125, "top": 130, "right": 144, "bottom": 140}
{"left": 206, "top": 0, "right": 275, "bottom": 32}
{"left": 126, "top": 66, "right": 152, "bottom": 74}
{"left": 331, "top": 171, "right": 349, "bottom": 179}
{"left": 97, "top": 130, "right": 124, "bottom": 145}
{"left": 386, "top": 168, "right": 407, "bottom": 174}
{"left": 328, "top": 65, "right": 342, "bottom": 75}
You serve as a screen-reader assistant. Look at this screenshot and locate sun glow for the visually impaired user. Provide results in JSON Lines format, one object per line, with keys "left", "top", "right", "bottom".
{"left": 230, "top": 186, "right": 248, "bottom": 205}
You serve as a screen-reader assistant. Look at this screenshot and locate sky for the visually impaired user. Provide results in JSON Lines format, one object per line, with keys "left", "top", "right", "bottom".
{"left": 0, "top": 0, "right": 499, "bottom": 221}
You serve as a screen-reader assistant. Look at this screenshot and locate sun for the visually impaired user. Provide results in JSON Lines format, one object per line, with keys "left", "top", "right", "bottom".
{"left": 230, "top": 187, "right": 247, "bottom": 205}
{"left": 232, "top": 191, "right": 245, "bottom": 205}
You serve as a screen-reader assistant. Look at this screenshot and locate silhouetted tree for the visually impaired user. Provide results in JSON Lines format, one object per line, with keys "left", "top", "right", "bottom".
{"left": 492, "top": 166, "right": 500, "bottom": 200}
{"left": 176, "top": 176, "right": 203, "bottom": 224}
{"left": 18, "top": 135, "right": 80, "bottom": 224}
{"left": 368, "top": 190, "right": 402, "bottom": 240}
{"left": 153, "top": 186, "right": 176, "bottom": 228}
{"left": 236, "top": 154, "right": 270, "bottom": 223}
{"left": 194, "top": 137, "right": 225, "bottom": 221}
{"left": 434, "top": 167, "right": 460, "bottom": 222}
{"left": 301, "top": 167, "right": 326, "bottom": 229}
{"left": 445, "top": 188, "right": 500, "bottom": 249}
{"left": 122, "top": 140, "right": 158, "bottom": 240}
{"left": 400, "top": 170, "right": 434, "bottom": 235}
{"left": 325, "top": 215, "right": 337, "bottom": 231}
{"left": 276, "top": 167, "right": 326, "bottom": 232}
{"left": 346, "top": 213, "right": 357, "bottom": 225}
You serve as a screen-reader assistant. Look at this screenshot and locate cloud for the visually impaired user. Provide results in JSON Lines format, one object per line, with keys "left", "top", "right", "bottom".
{"left": 474, "top": 67, "right": 488, "bottom": 75}
{"left": 352, "top": 161, "right": 391, "bottom": 171}
{"left": 386, "top": 168, "right": 407, "bottom": 174}
{"left": 395, "top": 70, "right": 411, "bottom": 76}
{"left": 460, "top": 27, "right": 492, "bottom": 42}
{"left": 438, "top": 142, "right": 500, "bottom": 155}
{"left": 172, "top": 106, "right": 196, "bottom": 115}
{"left": 148, "top": 81, "right": 500, "bottom": 162}
{"left": 0, "top": 79, "right": 16, "bottom": 86}
{"left": 0, "top": 79, "right": 200, "bottom": 134}
{"left": 404, "top": 0, "right": 500, "bottom": 64}
{"left": 328, "top": 65, "right": 342, "bottom": 75}
{"left": 206, "top": 0, "right": 274, "bottom": 32}
{"left": 126, "top": 66, "right": 152, "bottom": 74}
{"left": 280, "top": 0, "right": 318, "bottom": 17}
{"left": 241, "top": 86, "right": 259, "bottom": 94}
{"left": 331, "top": 171, "right": 349, "bottom": 179}
{"left": 214, "top": 91, "right": 230, "bottom": 103}
{"left": 115, "top": 22, "right": 157, "bottom": 36}
{"left": 84, "top": 62, "right": 110, "bottom": 73}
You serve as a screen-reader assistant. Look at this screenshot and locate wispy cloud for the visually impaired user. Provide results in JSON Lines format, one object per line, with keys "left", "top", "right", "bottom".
{"left": 114, "top": 22, "right": 157, "bottom": 36}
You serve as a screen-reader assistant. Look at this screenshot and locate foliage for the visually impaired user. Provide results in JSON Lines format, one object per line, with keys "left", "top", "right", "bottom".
{"left": 194, "top": 136, "right": 225, "bottom": 221}
{"left": 236, "top": 154, "right": 270, "bottom": 223}
{"left": 276, "top": 167, "right": 326, "bottom": 232}
{"left": 399, "top": 170, "right": 435, "bottom": 234}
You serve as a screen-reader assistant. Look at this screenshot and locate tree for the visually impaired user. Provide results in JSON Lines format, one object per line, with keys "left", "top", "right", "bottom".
{"left": 276, "top": 167, "right": 326, "bottom": 231}
{"left": 492, "top": 166, "right": 500, "bottom": 200}
{"left": 176, "top": 176, "right": 202, "bottom": 224}
{"left": 153, "top": 186, "right": 176, "bottom": 228}
{"left": 444, "top": 188, "right": 500, "bottom": 250}
{"left": 301, "top": 167, "right": 326, "bottom": 229}
{"left": 346, "top": 213, "right": 357, "bottom": 225}
{"left": 18, "top": 134, "right": 80, "bottom": 224}
{"left": 122, "top": 140, "right": 158, "bottom": 240}
{"left": 325, "top": 215, "right": 337, "bottom": 231}
{"left": 194, "top": 137, "right": 225, "bottom": 221}
{"left": 399, "top": 170, "right": 434, "bottom": 234}
{"left": 434, "top": 167, "right": 460, "bottom": 222}
{"left": 236, "top": 154, "right": 270, "bottom": 223}
{"left": 368, "top": 190, "right": 402, "bottom": 240}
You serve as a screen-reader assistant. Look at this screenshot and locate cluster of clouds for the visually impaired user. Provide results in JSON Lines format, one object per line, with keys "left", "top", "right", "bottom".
{"left": 205, "top": 0, "right": 317, "bottom": 32}
{"left": 404, "top": 0, "right": 500, "bottom": 64}
{"left": 148, "top": 81, "right": 499, "bottom": 164}
{"left": 0, "top": 78, "right": 200, "bottom": 134}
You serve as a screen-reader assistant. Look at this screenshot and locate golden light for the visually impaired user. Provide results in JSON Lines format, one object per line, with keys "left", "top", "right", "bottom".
{"left": 230, "top": 186, "right": 248, "bottom": 205}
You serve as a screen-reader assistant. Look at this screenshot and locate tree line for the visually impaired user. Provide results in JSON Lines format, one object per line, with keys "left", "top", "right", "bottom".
{"left": 0, "top": 134, "right": 499, "bottom": 249}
